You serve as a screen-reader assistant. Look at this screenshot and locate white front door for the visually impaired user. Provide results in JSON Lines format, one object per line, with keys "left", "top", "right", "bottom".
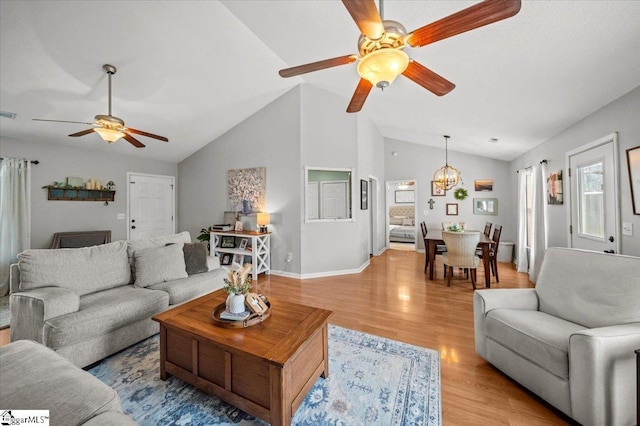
{"left": 321, "top": 181, "right": 348, "bottom": 219}
{"left": 567, "top": 133, "right": 619, "bottom": 253}
{"left": 128, "top": 173, "right": 175, "bottom": 240}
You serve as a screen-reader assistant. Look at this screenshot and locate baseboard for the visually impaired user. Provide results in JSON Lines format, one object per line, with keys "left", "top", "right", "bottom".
{"left": 374, "top": 246, "right": 386, "bottom": 256}
{"left": 271, "top": 259, "right": 371, "bottom": 280}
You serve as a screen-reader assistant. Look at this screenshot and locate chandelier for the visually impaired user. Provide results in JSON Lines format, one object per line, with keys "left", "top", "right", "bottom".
{"left": 433, "top": 135, "right": 461, "bottom": 191}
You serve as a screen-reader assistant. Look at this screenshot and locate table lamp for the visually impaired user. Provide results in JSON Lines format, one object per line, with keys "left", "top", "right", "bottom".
{"left": 257, "top": 212, "right": 270, "bottom": 233}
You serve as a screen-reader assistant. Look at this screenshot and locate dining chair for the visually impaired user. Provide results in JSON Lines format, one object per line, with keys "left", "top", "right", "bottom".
{"left": 420, "top": 222, "right": 446, "bottom": 273}
{"left": 483, "top": 222, "right": 492, "bottom": 238}
{"left": 477, "top": 224, "right": 503, "bottom": 282}
{"left": 441, "top": 231, "right": 481, "bottom": 289}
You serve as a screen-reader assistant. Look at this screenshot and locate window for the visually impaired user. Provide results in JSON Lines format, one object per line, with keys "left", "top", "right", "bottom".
{"left": 577, "top": 161, "right": 604, "bottom": 239}
{"left": 304, "top": 167, "right": 354, "bottom": 222}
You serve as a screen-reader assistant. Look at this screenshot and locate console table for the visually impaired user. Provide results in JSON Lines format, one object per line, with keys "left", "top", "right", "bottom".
{"left": 211, "top": 230, "right": 270, "bottom": 281}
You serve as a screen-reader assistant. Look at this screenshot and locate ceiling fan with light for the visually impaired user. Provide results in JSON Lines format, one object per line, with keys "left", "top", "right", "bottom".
{"left": 33, "top": 64, "right": 168, "bottom": 148}
{"left": 279, "top": 0, "right": 521, "bottom": 113}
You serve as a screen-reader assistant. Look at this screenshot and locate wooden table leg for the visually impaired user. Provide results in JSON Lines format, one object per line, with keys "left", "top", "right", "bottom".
{"left": 321, "top": 324, "right": 329, "bottom": 379}
{"left": 159, "top": 325, "right": 167, "bottom": 380}
{"left": 482, "top": 244, "right": 491, "bottom": 288}
{"left": 428, "top": 241, "right": 436, "bottom": 280}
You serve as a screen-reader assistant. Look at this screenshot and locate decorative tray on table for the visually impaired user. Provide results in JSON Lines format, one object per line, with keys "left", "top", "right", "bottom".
{"left": 211, "top": 297, "right": 271, "bottom": 329}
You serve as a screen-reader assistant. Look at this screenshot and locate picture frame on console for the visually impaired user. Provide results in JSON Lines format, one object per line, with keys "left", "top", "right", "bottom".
{"left": 221, "top": 236, "right": 235, "bottom": 248}
{"left": 238, "top": 238, "right": 249, "bottom": 250}
{"left": 221, "top": 253, "right": 233, "bottom": 265}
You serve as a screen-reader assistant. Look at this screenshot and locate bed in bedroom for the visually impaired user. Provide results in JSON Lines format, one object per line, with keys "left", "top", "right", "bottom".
{"left": 389, "top": 205, "right": 416, "bottom": 243}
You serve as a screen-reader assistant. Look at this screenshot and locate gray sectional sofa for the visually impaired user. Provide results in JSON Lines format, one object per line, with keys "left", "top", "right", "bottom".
{"left": 0, "top": 340, "right": 136, "bottom": 425}
{"left": 9, "top": 231, "right": 226, "bottom": 368}
{"left": 474, "top": 247, "right": 640, "bottom": 426}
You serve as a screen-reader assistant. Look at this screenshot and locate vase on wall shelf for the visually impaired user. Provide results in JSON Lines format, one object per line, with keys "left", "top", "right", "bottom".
{"left": 226, "top": 293, "right": 246, "bottom": 314}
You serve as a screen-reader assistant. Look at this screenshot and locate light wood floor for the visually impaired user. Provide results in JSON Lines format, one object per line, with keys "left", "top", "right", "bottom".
{"left": 0, "top": 249, "right": 573, "bottom": 425}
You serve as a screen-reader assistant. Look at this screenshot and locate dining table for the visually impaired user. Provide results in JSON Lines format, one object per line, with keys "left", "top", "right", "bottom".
{"left": 425, "top": 229, "right": 496, "bottom": 288}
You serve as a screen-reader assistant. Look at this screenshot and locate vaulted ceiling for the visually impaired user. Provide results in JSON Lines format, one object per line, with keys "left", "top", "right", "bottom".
{"left": 1, "top": 1, "right": 639, "bottom": 162}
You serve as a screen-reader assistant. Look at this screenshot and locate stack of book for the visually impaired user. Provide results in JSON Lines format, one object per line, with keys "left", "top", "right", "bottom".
{"left": 219, "top": 310, "right": 251, "bottom": 321}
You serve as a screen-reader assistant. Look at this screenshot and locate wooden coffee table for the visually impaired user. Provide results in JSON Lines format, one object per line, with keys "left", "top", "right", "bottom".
{"left": 152, "top": 290, "right": 332, "bottom": 425}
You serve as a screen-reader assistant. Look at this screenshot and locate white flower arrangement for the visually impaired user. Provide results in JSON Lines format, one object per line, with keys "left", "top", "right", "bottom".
{"left": 223, "top": 263, "right": 253, "bottom": 295}
{"left": 447, "top": 223, "right": 464, "bottom": 232}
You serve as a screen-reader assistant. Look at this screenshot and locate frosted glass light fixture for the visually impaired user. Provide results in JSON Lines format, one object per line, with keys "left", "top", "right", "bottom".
{"left": 357, "top": 48, "right": 409, "bottom": 89}
{"left": 94, "top": 127, "right": 125, "bottom": 143}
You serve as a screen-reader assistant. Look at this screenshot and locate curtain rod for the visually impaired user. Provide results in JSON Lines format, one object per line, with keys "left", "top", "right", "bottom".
{"left": 0, "top": 157, "right": 39, "bottom": 164}
{"left": 516, "top": 166, "right": 532, "bottom": 173}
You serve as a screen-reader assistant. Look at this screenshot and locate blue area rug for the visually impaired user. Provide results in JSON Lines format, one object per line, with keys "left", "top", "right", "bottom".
{"left": 89, "top": 325, "right": 441, "bottom": 425}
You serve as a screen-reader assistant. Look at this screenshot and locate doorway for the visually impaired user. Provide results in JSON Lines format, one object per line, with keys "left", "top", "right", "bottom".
{"left": 386, "top": 180, "right": 418, "bottom": 251}
{"left": 369, "top": 176, "right": 379, "bottom": 256}
{"left": 127, "top": 173, "right": 175, "bottom": 240}
{"left": 566, "top": 133, "right": 620, "bottom": 253}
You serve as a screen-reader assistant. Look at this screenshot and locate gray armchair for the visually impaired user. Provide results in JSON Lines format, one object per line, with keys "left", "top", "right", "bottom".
{"left": 474, "top": 247, "right": 640, "bottom": 426}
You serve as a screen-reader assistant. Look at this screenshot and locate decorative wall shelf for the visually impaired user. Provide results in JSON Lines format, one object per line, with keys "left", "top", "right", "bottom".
{"left": 44, "top": 186, "right": 116, "bottom": 202}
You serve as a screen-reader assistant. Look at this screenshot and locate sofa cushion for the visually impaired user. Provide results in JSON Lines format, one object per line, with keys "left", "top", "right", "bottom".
{"left": 127, "top": 231, "right": 191, "bottom": 260}
{"left": 18, "top": 241, "right": 131, "bottom": 296}
{"left": 43, "top": 285, "right": 169, "bottom": 349}
{"left": 536, "top": 248, "right": 640, "bottom": 328}
{"left": 183, "top": 241, "right": 209, "bottom": 275}
{"left": 134, "top": 243, "right": 188, "bottom": 287}
{"left": 486, "top": 309, "right": 586, "bottom": 379}
{"left": 0, "top": 340, "right": 123, "bottom": 426}
{"left": 148, "top": 268, "right": 226, "bottom": 305}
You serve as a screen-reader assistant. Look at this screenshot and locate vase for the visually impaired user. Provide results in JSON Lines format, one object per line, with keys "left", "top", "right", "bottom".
{"left": 226, "top": 293, "right": 246, "bottom": 314}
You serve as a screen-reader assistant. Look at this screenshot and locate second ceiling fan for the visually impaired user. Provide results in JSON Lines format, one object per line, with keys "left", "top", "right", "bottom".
{"left": 34, "top": 64, "right": 168, "bottom": 148}
{"left": 279, "top": 0, "right": 521, "bottom": 113}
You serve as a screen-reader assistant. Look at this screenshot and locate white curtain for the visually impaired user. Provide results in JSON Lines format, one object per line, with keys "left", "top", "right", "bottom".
{"left": 0, "top": 158, "right": 31, "bottom": 296}
{"left": 516, "top": 168, "right": 529, "bottom": 273}
{"left": 529, "top": 162, "right": 549, "bottom": 283}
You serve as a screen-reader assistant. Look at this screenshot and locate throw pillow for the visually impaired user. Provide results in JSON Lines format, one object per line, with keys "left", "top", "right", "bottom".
{"left": 402, "top": 218, "right": 414, "bottom": 226}
{"left": 182, "top": 242, "right": 209, "bottom": 275}
{"left": 134, "top": 243, "right": 188, "bottom": 287}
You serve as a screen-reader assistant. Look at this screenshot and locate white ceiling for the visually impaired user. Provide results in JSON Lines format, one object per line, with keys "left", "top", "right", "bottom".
{"left": 1, "top": 1, "right": 639, "bottom": 163}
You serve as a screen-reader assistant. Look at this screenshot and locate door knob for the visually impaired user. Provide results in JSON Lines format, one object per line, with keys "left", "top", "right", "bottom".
{"left": 608, "top": 236, "right": 614, "bottom": 242}
{"left": 131, "top": 226, "right": 136, "bottom": 229}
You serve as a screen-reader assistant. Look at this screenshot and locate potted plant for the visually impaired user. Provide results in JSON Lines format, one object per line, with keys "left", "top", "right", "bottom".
{"left": 197, "top": 226, "right": 214, "bottom": 249}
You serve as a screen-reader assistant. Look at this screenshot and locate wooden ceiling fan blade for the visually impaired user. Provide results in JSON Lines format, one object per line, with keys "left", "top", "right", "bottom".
{"left": 279, "top": 55, "right": 357, "bottom": 78}
{"left": 127, "top": 127, "right": 169, "bottom": 142}
{"left": 68, "top": 128, "right": 97, "bottom": 137}
{"left": 346, "top": 78, "right": 373, "bottom": 113}
{"left": 342, "top": 0, "right": 384, "bottom": 40}
{"left": 123, "top": 133, "right": 145, "bottom": 148}
{"left": 33, "top": 118, "right": 95, "bottom": 125}
{"left": 406, "top": 0, "right": 521, "bottom": 48}
{"left": 402, "top": 61, "right": 455, "bottom": 96}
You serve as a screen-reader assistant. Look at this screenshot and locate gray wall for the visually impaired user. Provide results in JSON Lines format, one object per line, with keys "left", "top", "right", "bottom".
{"left": 510, "top": 85, "right": 640, "bottom": 256}
{"left": 1, "top": 137, "right": 177, "bottom": 249}
{"left": 178, "top": 86, "right": 302, "bottom": 274}
{"left": 385, "top": 138, "right": 514, "bottom": 251}
{"left": 179, "top": 84, "right": 385, "bottom": 277}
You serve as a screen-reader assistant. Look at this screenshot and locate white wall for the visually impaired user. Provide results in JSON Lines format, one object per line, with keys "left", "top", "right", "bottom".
{"left": 178, "top": 87, "right": 302, "bottom": 274}
{"left": 510, "top": 85, "right": 640, "bottom": 256}
{"left": 385, "top": 137, "right": 514, "bottom": 251}
{"left": 1, "top": 137, "right": 177, "bottom": 248}
{"left": 357, "top": 114, "right": 386, "bottom": 257}
{"left": 299, "top": 85, "right": 362, "bottom": 275}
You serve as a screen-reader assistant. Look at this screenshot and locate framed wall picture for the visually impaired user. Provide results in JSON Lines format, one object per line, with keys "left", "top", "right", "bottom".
{"left": 446, "top": 203, "right": 458, "bottom": 216}
{"left": 546, "top": 170, "right": 563, "bottom": 205}
{"left": 360, "top": 179, "right": 368, "bottom": 210}
{"left": 473, "top": 198, "right": 498, "bottom": 215}
{"left": 221, "top": 236, "right": 235, "bottom": 248}
{"left": 474, "top": 179, "right": 493, "bottom": 191}
{"left": 395, "top": 190, "right": 415, "bottom": 203}
{"left": 221, "top": 253, "right": 233, "bottom": 265}
{"left": 238, "top": 238, "right": 249, "bottom": 250}
{"left": 431, "top": 181, "right": 446, "bottom": 196}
